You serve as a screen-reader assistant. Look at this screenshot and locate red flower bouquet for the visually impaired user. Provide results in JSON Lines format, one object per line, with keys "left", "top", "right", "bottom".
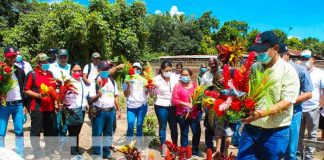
{"left": 201, "top": 52, "right": 275, "bottom": 122}
{"left": 0, "top": 62, "right": 16, "bottom": 106}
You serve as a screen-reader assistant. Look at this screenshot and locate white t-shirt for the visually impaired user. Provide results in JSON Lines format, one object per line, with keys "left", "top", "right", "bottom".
{"left": 15, "top": 61, "right": 33, "bottom": 75}
{"left": 6, "top": 74, "right": 22, "bottom": 101}
{"left": 123, "top": 77, "right": 148, "bottom": 108}
{"left": 154, "top": 73, "right": 178, "bottom": 107}
{"left": 90, "top": 77, "right": 119, "bottom": 108}
{"left": 64, "top": 79, "right": 89, "bottom": 110}
{"left": 49, "top": 62, "right": 71, "bottom": 81}
{"left": 83, "top": 63, "right": 99, "bottom": 83}
{"left": 199, "top": 71, "right": 214, "bottom": 86}
{"left": 302, "top": 67, "right": 324, "bottom": 112}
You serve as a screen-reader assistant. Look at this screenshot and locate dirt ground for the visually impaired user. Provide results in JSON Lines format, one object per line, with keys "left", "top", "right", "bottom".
{"left": 3, "top": 107, "right": 324, "bottom": 160}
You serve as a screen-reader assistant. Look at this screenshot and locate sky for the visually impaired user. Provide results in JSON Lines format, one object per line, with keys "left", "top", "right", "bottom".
{"left": 46, "top": 0, "right": 324, "bottom": 41}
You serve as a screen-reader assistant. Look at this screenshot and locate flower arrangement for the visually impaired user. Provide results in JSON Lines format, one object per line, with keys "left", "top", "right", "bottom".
{"left": 216, "top": 38, "right": 247, "bottom": 65}
{"left": 110, "top": 140, "right": 141, "bottom": 160}
{"left": 0, "top": 62, "right": 16, "bottom": 106}
{"left": 142, "top": 62, "right": 155, "bottom": 90}
{"left": 164, "top": 141, "right": 192, "bottom": 160}
{"left": 201, "top": 52, "right": 276, "bottom": 122}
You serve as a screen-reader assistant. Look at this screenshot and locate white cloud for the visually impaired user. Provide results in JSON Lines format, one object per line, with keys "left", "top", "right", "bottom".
{"left": 48, "top": 0, "right": 62, "bottom": 4}
{"left": 169, "top": 5, "right": 184, "bottom": 16}
{"left": 155, "top": 10, "right": 162, "bottom": 15}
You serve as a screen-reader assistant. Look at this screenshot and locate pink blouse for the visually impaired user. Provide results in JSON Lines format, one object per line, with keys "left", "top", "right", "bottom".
{"left": 172, "top": 81, "right": 197, "bottom": 117}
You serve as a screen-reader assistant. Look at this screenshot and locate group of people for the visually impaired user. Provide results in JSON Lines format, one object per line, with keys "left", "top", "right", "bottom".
{"left": 0, "top": 30, "right": 323, "bottom": 160}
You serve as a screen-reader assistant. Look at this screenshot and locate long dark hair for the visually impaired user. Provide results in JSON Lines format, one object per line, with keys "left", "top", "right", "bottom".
{"left": 159, "top": 60, "right": 172, "bottom": 74}
{"left": 70, "top": 62, "right": 81, "bottom": 75}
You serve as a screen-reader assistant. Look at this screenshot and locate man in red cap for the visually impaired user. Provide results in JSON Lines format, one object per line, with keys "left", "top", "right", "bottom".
{"left": 0, "top": 46, "right": 26, "bottom": 158}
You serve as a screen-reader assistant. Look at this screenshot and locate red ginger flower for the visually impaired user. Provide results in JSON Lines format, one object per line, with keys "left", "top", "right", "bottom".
{"left": 214, "top": 99, "right": 225, "bottom": 117}
{"left": 4, "top": 67, "right": 12, "bottom": 73}
{"left": 129, "top": 68, "right": 135, "bottom": 76}
{"left": 231, "top": 99, "right": 241, "bottom": 111}
{"left": 244, "top": 98, "right": 255, "bottom": 111}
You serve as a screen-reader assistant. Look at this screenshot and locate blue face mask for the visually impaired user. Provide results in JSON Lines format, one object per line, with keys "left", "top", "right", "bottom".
{"left": 23, "top": 114, "right": 27, "bottom": 124}
{"left": 180, "top": 76, "right": 191, "bottom": 83}
{"left": 200, "top": 68, "right": 207, "bottom": 73}
{"left": 257, "top": 52, "right": 272, "bottom": 64}
{"left": 41, "top": 64, "right": 50, "bottom": 71}
{"left": 100, "top": 71, "right": 110, "bottom": 78}
{"left": 135, "top": 70, "right": 141, "bottom": 75}
{"left": 16, "top": 55, "right": 23, "bottom": 63}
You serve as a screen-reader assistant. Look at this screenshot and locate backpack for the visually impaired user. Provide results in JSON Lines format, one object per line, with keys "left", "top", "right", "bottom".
{"left": 87, "top": 63, "right": 91, "bottom": 79}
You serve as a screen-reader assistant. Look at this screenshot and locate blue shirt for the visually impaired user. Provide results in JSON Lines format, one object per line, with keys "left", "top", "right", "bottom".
{"left": 289, "top": 61, "right": 313, "bottom": 112}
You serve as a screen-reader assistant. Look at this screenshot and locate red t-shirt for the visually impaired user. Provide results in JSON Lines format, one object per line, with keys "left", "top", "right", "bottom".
{"left": 24, "top": 67, "right": 56, "bottom": 112}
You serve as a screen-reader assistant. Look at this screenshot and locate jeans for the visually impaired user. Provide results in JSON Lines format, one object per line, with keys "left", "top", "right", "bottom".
{"left": 298, "top": 108, "right": 320, "bottom": 160}
{"left": 154, "top": 105, "right": 178, "bottom": 145}
{"left": 285, "top": 105, "right": 302, "bottom": 160}
{"left": 204, "top": 110, "right": 214, "bottom": 150}
{"left": 92, "top": 109, "right": 115, "bottom": 157}
{"left": 30, "top": 111, "right": 58, "bottom": 158}
{"left": 0, "top": 104, "right": 24, "bottom": 157}
{"left": 176, "top": 113, "right": 202, "bottom": 155}
{"left": 126, "top": 104, "right": 148, "bottom": 138}
{"left": 237, "top": 124, "right": 289, "bottom": 160}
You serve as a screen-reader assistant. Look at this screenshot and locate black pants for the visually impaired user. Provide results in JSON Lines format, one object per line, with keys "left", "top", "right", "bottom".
{"left": 204, "top": 111, "right": 215, "bottom": 150}
{"left": 169, "top": 106, "right": 178, "bottom": 145}
{"left": 68, "top": 124, "right": 83, "bottom": 155}
{"left": 30, "top": 111, "right": 58, "bottom": 157}
{"left": 67, "top": 111, "right": 85, "bottom": 155}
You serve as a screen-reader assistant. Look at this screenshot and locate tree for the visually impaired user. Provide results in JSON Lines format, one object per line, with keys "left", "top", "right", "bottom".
{"left": 272, "top": 29, "right": 287, "bottom": 43}
{"left": 196, "top": 11, "right": 219, "bottom": 35}
{"left": 286, "top": 37, "right": 303, "bottom": 50}
{"left": 146, "top": 14, "right": 177, "bottom": 52}
{"left": 199, "top": 35, "right": 216, "bottom": 55}
{"left": 246, "top": 29, "right": 260, "bottom": 48}
{"left": 223, "top": 20, "right": 249, "bottom": 36}
{"left": 164, "top": 34, "right": 200, "bottom": 55}
{"left": 214, "top": 24, "right": 241, "bottom": 44}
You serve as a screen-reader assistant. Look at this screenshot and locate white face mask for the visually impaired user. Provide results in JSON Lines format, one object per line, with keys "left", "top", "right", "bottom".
{"left": 162, "top": 71, "right": 171, "bottom": 78}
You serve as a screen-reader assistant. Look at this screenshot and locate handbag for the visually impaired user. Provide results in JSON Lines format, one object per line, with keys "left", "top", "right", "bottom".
{"left": 65, "top": 81, "right": 85, "bottom": 125}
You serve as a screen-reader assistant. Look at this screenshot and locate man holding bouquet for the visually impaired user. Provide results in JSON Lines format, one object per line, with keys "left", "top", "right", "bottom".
{"left": 237, "top": 31, "right": 300, "bottom": 160}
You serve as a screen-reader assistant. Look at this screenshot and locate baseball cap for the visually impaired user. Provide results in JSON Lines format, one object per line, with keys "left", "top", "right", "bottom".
{"left": 58, "top": 49, "right": 69, "bottom": 56}
{"left": 250, "top": 31, "right": 279, "bottom": 53}
{"left": 98, "top": 61, "right": 112, "bottom": 70}
{"left": 92, "top": 52, "right": 101, "bottom": 59}
{"left": 49, "top": 48, "right": 58, "bottom": 54}
{"left": 301, "top": 50, "right": 312, "bottom": 59}
{"left": 132, "top": 62, "right": 142, "bottom": 69}
{"left": 278, "top": 43, "right": 289, "bottom": 55}
{"left": 3, "top": 46, "right": 18, "bottom": 57}
{"left": 36, "top": 53, "right": 49, "bottom": 62}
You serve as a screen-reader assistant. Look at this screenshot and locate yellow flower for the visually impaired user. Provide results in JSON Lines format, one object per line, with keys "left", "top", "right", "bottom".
{"left": 40, "top": 83, "right": 49, "bottom": 94}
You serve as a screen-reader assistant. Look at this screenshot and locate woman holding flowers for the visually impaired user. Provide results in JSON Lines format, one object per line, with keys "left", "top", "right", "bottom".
{"left": 153, "top": 61, "right": 179, "bottom": 151}
{"left": 24, "top": 53, "right": 58, "bottom": 159}
{"left": 123, "top": 62, "right": 148, "bottom": 142}
{"left": 63, "top": 62, "right": 89, "bottom": 155}
{"left": 171, "top": 68, "right": 201, "bottom": 156}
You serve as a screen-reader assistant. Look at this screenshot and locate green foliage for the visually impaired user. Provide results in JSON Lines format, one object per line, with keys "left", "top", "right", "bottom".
{"left": 196, "top": 11, "right": 219, "bottom": 35}
{"left": 214, "top": 20, "right": 249, "bottom": 44}
{"left": 249, "top": 68, "right": 276, "bottom": 110}
{"left": 272, "top": 29, "right": 287, "bottom": 43}
{"left": 285, "top": 37, "right": 303, "bottom": 50}
{"left": 1, "top": 0, "right": 323, "bottom": 61}
{"left": 246, "top": 29, "right": 260, "bottom": 48}
{"left": 142, "top": 114, "right": 158, "bottom": 136}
